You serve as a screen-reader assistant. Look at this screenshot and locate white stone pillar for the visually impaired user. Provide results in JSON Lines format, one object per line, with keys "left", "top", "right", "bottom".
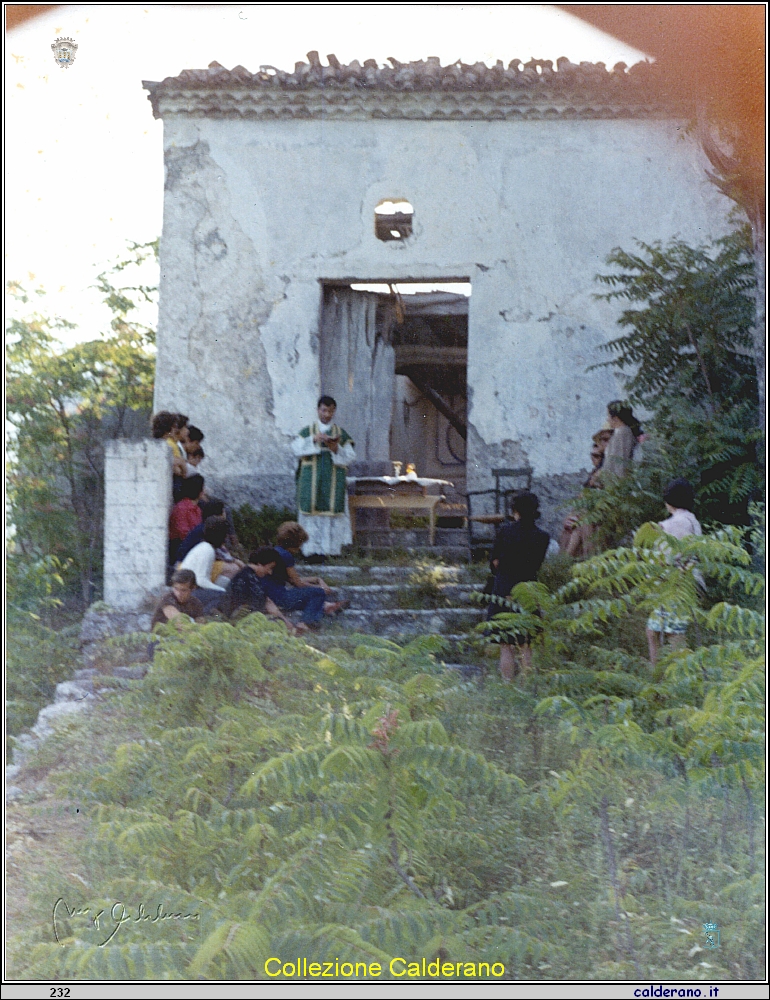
{"left": 103, "top": 440, "right": 171, "bottom": 610}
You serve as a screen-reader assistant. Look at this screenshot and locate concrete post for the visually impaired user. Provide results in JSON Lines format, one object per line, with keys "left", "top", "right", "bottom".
{"left": 103, "top": 440, "right": 171, "bottom": 610}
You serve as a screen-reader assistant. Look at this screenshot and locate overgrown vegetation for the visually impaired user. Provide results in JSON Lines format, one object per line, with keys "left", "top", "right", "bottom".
{"left": 8, "top": 511, "right": 764, "bottom": 981}
{"left": 6, "top": 555, "right": 80, "bottom": 750}
{"left": 396, "top": 560, "right": 457, "bottom": 609}
{"left": 6, "top": 218, "right": 764, "bottom": 983}
{"left": 6, "top": 243, "right": 158, "bottom": 603}
{"left": 231, "top": 503, "right": 298, "bottom": 553}
{"left": 574, "top": 228, "right": 762, "bottom": 546}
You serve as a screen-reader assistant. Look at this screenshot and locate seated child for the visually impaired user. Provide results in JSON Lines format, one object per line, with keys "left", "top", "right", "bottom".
{"left": 226, "top": 548, "right": 306, "bottom": 636}
{"left": 274, "top": 522, "right": 333, "bottom": 594}
{"left": 254, "top": 529, "right": 345, "bottom": 626}
{"left": 187, "top": 445, "right": 204, "bottom": 470}
{"left": 183, "top": 462, "right": 239, "bottom": 548}
{"left": 151, "top": 569, "right": 205, "bottom": 629}
{"left": 168, "top": 474, "right": 205, "bottom": 564}
{"left": 175, "top": 506, "right": 242, "bottom": 578}
{"left": 272, "top": 522, "right": 349, "bottom": 620}
{"left": 179, "top": 518, "right": 231, "bottom": 611}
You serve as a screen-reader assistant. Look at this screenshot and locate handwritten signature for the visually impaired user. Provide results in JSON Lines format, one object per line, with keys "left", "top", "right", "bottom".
{"left": 53, "top": 898, "right": 200, "bottom": 947}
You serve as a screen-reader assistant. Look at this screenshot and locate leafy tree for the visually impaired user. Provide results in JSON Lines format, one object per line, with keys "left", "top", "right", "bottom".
{"left": 6, "top": 242, "right": 157, "bottom": 603}
{"left": 582, "top": 230, "right": 761, "bottom": 536}
{"left": 475, "top": 517, "right": 764, "bottom": 974}
{"left": 535, "top": 519, "right": 763, "bottom": 873}
{"left": 594, "top": 231, "right": 756, "bottom": 410}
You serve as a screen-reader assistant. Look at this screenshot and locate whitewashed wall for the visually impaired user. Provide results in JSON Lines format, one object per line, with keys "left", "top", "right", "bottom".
{"left": 154, "top": 116, "right": 732, "bottom": 506}
{"left": 103, "top": 440, "right": 171, "bottom": 610}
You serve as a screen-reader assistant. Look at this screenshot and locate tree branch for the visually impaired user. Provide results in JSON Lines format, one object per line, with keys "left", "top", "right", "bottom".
{"left": 683, "top": 323, "right": 714, "bottom": 403}
{"left": 388, "top": 830, "right": 426, "bottom": 899}
{"left": 600, "top": 795, "right": 642, "bottom": 979}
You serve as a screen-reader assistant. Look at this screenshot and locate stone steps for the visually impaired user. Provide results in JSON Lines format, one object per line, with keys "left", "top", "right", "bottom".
{"left": 319, "top": 564, "right": 467, "bottom": 581}
{"left": 353, "top": 527, "right": 468, "bottom": 546}
{"left": 9, "top": 556, "right": 486, "bottom": 790}
{"left": 349, "top": 545, "right": 471, "bottom": 562}
{"left": 299, "top": 559, "right": 486, "bottom": 634}
{"left": 349, "top": 526, "right": 471, "bottom": 562}
{"left": 330, "top": 582, "right": 481, "bottom": 610}
{"left": 322, "top": 606, "right": 484, "bottom": 638}
{"left": 10, "top": 677, "right": 97, "bottom": 780}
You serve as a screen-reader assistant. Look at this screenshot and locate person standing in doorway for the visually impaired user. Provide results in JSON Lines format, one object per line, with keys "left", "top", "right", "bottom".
{"left": 291, "top": 396, "right": 356, "bottom": 559}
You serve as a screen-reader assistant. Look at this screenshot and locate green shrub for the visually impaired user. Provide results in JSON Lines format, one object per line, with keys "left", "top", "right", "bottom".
{"left": 6, "top": 621, "right": 79, "bottom": 749}
{"left": 6, "top": 552, "right": 80, "bottom": 750}
{"left": 591, "top": 229, "right": 761, "bottom": 530}
{"left": 6, "top": 247, "right": 157, "bottom": 605}
{"left": 232, "top": 503, "right": 297, "bottom": 552}
{"left": 8, "top": 527, "right": 764, "bottom": 981}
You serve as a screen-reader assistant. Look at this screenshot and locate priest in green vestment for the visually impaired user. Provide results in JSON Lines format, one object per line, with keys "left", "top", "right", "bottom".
{"left": 291, "top": 396, "right": 356, "bottom": 556}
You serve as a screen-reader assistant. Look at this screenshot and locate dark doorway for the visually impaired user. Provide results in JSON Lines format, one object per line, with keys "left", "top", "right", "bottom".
{"left": 388, "top": 289, "right": 468, "bottom": 497}
{"left": 320, "top": 281, "right": 469, "bottom": 500}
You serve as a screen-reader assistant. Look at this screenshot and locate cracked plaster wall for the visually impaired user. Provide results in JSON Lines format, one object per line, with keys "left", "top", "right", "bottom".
{"left": 155, "top": 116, "right": 732, "bottom": 508}
{"left": 104, "top": 440, "right": 171, "bottom": 609}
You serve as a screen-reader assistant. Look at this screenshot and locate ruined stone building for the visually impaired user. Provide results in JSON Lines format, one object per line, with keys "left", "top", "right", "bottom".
{"left": 140, "top": 54, "right": 731, "bottom": 522}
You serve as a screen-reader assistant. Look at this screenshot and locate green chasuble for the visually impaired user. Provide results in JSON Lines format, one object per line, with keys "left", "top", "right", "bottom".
{"left": 296, "top": 423, "right": 354, "bottom": 515}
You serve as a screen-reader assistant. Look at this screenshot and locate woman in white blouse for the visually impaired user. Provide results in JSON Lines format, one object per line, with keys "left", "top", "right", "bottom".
{"left": 179, "top": 518, "right": 230, "bottom": 611}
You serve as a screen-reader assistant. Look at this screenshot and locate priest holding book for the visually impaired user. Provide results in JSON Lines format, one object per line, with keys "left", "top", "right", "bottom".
{"left": 291, "top": 396, "right": 356, "bottom": 557}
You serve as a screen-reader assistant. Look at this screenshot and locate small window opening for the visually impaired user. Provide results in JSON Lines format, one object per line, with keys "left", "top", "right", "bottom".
{"left": 375, "top": 199, "right": 413, "bottom": 241}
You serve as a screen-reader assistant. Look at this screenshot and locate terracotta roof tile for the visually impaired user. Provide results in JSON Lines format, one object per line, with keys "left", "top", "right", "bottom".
{"left": 143, "top": 53, "right": 676, "bottom": 121}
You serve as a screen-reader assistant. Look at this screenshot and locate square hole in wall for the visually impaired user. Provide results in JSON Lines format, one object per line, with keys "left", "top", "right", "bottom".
{"left": 375, "top": 199, "right": 414, "bottom": 241}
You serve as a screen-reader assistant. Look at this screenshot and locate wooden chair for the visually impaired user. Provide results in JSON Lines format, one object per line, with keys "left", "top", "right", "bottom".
{"left": 465, "top": 466, "right": 533, "bottom": 558}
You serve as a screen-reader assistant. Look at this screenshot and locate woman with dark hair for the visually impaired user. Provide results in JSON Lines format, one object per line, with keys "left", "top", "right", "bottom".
{"left": 168, "top": 474, "right": 205, "bottom": 564}
{"left": 268, "top": 521, "right": 348, "bottom": 622}
{"left": 179, "top": 517, "right": 231, "bottom": 611}
{"left": 646, "top": 478, "right": 702, "bottom": 665}
{"left": 487, "top": 492, "right": 551, "bottom": 681}
{"left": 559, "top": 427, "right": 615, "bottom": 556}
{"left": 600, "top": 400, "right": 643, "bottom": 479}
{"left": 151, "top": 410, "right": 187, "bottom": 478}
{"left": 151, "top": 410, "right": 177, "bottom": 440}
{"left": 274, "top": 522, "right": 333, "bottom": 594}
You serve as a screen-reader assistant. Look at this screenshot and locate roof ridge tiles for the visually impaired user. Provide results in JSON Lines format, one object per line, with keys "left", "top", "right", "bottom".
{"left": 148, "top": 53, "right": 657, "bottom": 91}
{"left": 142, "top": 54, "right": 681, "bottom": 121}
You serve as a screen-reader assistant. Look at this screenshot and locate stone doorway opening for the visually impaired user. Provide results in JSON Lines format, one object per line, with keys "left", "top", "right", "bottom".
{"left": 320, "top": 280, "right": 469, "bottom": 529}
